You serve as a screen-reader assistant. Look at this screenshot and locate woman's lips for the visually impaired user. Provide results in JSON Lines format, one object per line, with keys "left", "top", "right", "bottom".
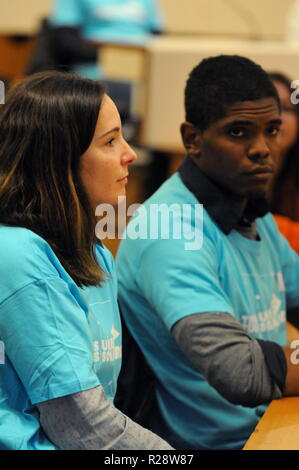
{"left": 117, "top": 175, "right": 128, "bottom": 184}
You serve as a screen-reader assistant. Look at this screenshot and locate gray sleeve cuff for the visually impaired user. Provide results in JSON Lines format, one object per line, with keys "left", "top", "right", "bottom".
{"left": 37, "top": 385, "right": 173, "bottom": 450}
{"left": 171, "top": 312, "right": 283, "bottom": 407}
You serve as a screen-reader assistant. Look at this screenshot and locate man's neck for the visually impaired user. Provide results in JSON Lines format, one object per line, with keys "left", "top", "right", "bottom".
{"left": 190, "top": 155, "right": 248, "bottom": 214}
{"left": 178, "top": 155, "right": 269, "bottom": 234}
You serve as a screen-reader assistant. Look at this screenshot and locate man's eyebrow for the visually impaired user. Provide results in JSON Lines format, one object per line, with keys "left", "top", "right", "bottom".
{"left": 99, "top": 127, "right": 120, "bottom": 139}
{"left": 223, "top": 118, "right": 282, "bottom": 127}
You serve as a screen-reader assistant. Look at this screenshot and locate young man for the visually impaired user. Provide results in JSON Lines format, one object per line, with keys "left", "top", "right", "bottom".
{"left": 116, "top": 55, "right": 299, "bottom": 450}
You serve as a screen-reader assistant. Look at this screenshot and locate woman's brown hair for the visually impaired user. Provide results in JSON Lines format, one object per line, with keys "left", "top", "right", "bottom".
{"left": 0, "top": 71, "right": 106, "bottom": 286}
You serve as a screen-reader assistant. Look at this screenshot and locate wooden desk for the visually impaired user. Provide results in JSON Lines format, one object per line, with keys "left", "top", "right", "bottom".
{"left": 243, "top": 397, "right": 299, "bottom": 450}
{"left": 244, "top": 323, "right": 299, "bottom": 450}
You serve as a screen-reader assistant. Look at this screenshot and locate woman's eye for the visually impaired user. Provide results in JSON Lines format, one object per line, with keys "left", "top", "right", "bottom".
{"left": 107, "top": 138, "right": 115, "bottom": 146}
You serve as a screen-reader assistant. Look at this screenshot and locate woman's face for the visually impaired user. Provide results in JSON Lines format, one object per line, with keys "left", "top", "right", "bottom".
{"left": 80, "top": 94, "right": 137, "bottom": 209}
{"left": 272, "top": 79, "right": 299, "bottom": 165}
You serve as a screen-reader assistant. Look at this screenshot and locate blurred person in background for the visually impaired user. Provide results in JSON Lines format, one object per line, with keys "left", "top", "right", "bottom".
{"left": 268, "top": 72, "right": 299, "bottom": 329}
{"left": 268, "top": 73, "right": 299, "bottom": 253}
{"left": 27, "top": 0, "right": 164, "bottom": 77}
{"left": 27, "top": 0, "right": 164, "bottom": 118}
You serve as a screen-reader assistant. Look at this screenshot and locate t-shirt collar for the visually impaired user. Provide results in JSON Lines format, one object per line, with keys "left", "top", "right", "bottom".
{"left": 178, "top": 154, "right": 269, "bottom": 234}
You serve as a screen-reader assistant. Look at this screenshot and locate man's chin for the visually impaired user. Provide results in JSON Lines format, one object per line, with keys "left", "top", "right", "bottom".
{"left": 246, "top": 187, "right": 268, "bottom": 200}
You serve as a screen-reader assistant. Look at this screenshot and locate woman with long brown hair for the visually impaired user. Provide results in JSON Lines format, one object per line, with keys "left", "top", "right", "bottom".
{"left": 0, "top": 71, "right": 172, "bottom": 450}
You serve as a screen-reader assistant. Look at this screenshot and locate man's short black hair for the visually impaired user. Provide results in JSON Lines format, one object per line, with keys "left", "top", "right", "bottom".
{"left": 185, "top": 55, "right": 280, "bottom": 131}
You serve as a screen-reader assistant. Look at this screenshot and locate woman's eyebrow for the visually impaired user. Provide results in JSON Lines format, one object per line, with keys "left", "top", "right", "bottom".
{"left": 99, "top": 127, "right": 120, "bottom": 139}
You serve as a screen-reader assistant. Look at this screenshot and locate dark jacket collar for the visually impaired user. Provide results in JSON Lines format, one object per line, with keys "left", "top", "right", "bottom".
{"left": 178, "top": 154, "right": 269, "bottom": 234}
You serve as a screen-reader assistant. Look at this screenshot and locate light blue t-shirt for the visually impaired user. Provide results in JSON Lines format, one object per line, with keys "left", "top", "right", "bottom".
{"left": 0, "top": 226, "right": 121, "bottom": 450}
{"left": 50, "top": 0, "right": 164, "bottom": 78}
{"left": 116, "top": 172, "right": 299, "bottom": 450}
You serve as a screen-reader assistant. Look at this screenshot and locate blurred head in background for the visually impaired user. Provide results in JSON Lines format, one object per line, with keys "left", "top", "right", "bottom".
{"left": 268, "top": 72, "right": 299, "bottom": 220}
{"left": 269, "top": 73, "right": 299, "bottom": 171}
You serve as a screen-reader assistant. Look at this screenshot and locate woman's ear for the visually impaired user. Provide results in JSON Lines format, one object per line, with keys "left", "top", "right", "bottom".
{"left": 180, "top": 122, "right": 201, "bottom": 155}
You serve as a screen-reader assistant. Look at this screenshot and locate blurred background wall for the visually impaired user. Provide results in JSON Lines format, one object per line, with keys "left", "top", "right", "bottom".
{"left": 0, "top": 0, "right": 294, "bottom": 38}
{"left": 0, "top": 0, "right": 296, "bottom": 90}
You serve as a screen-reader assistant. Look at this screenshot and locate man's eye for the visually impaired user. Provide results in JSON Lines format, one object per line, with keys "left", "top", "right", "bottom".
{"left": 268, "top": 126, "right": 280, "bottom": 136}
{"left": 229, "top": 129, "right": 245, "bottom": 137}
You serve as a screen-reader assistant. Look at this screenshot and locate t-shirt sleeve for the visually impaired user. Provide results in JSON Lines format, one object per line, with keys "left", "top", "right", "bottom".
{"left": 0, "top": 277, "right": 100, "bottom": 405}
{"left": 50, "top": 0, "right": 85, "bottom": 26}
{"left": 136, "top": 236, "right": 234, "bottom": 330}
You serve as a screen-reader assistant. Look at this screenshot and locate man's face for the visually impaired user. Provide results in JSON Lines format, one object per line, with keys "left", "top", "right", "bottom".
{"left": 186, "top": 98, "right": 281, "bottom": 203}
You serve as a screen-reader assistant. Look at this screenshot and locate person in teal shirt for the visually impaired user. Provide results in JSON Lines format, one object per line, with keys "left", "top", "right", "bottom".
{"left": 116, "top": 55, "right": 299, "bottom": 449}
{"left": 49, "top": 0, "right": 164, "bottom": 79}
{"left": 0, "top": 71, "right": 173, "bottom": 450}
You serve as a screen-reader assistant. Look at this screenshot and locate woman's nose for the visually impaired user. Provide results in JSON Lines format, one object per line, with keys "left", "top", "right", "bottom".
{"left": 122, "top": 140, "right": 137, "bottom": 165}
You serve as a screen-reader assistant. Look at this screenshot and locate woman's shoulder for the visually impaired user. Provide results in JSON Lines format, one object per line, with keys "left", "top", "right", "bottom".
{"left": 0, "top": 224, "right": 51, "bottom": 253}
{"left": 0, "top": 225, "right": 65, "bottom": 289}
{"left": 0, "top": 225, "right": 48, "bottom": 255}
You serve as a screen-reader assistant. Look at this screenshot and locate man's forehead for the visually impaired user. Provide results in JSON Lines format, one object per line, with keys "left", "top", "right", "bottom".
{"left": 223, "top": 98, "right": 280, "bottom": 119}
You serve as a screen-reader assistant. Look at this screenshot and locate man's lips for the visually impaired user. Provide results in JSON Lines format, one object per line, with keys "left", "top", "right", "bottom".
{"left": 244, "top": 167, "right": 274, "bottom": 176}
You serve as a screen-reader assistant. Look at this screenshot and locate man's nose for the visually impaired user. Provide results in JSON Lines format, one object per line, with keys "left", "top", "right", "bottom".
{"left": 247, "top": 135, "right": 271, "bottom": 160}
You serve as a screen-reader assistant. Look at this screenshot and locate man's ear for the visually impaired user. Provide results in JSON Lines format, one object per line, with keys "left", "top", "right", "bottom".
{"left": 180, "top": 122, "right": 201, "bottom": 155}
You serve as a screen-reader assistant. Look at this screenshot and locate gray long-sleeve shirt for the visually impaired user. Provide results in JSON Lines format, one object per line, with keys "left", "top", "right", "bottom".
{"left": 171, "top": 311, "right": 283, "bottom": 407}
{"left": 37, "top": 385, "right": 173, "bottom": 450}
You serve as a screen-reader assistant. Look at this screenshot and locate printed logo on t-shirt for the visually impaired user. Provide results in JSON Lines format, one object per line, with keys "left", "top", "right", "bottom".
{"left": 93, "top": 325, "right": 121, "bottom": 363}
{"left": 241, "top": 294, "right": 286, "bottom": 334}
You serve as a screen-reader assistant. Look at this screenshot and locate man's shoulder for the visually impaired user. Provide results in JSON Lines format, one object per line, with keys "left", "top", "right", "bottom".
{"left": 117, "top": 173, "right": 220, "bottom": 272}
{"left": 257, "top": 212, "right": 282, "bottom": 237}
{"left": 144, "top": 172, "right": 197, "bottom": 206}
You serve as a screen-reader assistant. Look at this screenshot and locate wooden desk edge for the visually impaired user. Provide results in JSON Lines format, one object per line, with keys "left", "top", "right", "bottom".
{"left": 243, "top": 397, "right": 299, "bottom": 450}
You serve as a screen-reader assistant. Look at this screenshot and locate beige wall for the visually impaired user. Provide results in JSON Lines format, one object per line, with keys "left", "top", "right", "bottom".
{"left": 160, "top": 0, "right": 294, "bottom": 40}
{"left": 0, "top": 0, "right": 51, "bottom": 34}
{"left": 0, "top": 0, "right": 295, "bottom": 39}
